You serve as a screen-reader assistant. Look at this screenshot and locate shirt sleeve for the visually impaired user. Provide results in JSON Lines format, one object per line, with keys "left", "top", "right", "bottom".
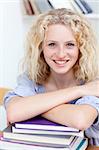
{"left": 3, "top": 73, "right": 37, "bottom": 107}
{"left": 75, "top": 96, "right": 99, "bottom": 145}
{"left": 75, "top": 96, "right": 99, "bottom": 114}
{"left": 75, "top": 96, "right": 99, "bottom": 124}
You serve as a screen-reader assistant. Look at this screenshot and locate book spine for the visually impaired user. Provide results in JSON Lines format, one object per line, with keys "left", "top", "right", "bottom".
{"left": 76, "top": 138, "right": 88, "bottom": 150}
{"left": 34, "top": 0, "right": 52, "bottom": 13}
{"left": 79, "top": 0, "right": 93, "bottom": 13}
{"left": 47, "top": 0, "right": 54, "bottom": 8}
{"left": 24, "top": 0, "right": 34, "bottom": 15}
{"left": 70, "top": 0, "right": 82, "bottom": 14}
{"left": 29, "top": 0, "right": 40, "bottom": 15}
{"left": 74, "top": 0, "right": 88, "bottom": 14}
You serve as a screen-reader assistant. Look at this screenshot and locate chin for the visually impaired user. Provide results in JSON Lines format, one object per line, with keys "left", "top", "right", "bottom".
{"left": 52, "top": 69, "right": 70, "bottom": 75}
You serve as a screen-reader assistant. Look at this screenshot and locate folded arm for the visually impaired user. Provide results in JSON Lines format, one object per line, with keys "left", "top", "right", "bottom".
{"left": 6, "top": 79, "right": 99, "bottom": 124}
{"left": 42, "top": 103, "right": 98, "bottom": 130}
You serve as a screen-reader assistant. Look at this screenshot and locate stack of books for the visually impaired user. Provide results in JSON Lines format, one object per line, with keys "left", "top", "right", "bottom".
{"left": 0, "top": 116, "right": 88, "bottom": 149}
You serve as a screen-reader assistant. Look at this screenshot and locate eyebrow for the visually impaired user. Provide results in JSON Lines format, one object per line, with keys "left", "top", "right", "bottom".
{"left": 45, "top": 40, "right": 76, "bottom": 43}
{"left": 45, "top": 40, "right": 57, "bottom": 43}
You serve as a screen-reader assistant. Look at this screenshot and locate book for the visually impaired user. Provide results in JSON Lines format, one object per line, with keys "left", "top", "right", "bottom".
{"left": 3, "top": 125, "right": 75, "bottom": 146}
{"left": 29, "top": 0, "right": 40, "bottom": 15}
{"left": 70, "top": 0, "right": 83, "bottom": 14}
{"left": 79, "top": 0, "right": 93, "bottom": 13}
{"left": 74, "top": 0, "right": 93, "bottom": 14}
{"left": 14, "top": 115, "right": 80, "bottom": 132}
{"left": 74, "top": 0, "right": 88, "bottom": 14}
{"left": 23, "top": 0, "right": 34, "bottom": 15}
{"left": 48, "top": 0, "right": 74, "bottom": 10}
{"left": 0, "top": 135, "right": 88, "bottom": 150}
{"left": 12, "top": 125, "right": 84, "bottom": 137}
{"left": 32, "top": 0, "right": 52, "bottom": 13}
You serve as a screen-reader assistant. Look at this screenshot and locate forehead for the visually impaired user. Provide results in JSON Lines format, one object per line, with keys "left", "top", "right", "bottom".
{"left": 44, "top": 24, "right": 75, "bottom": 41}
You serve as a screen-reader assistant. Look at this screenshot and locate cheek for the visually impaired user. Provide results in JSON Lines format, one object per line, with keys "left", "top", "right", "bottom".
{"left": 74, "top": 48, "right": 79, "bottom": 58}
{"left": 43, "top": 50, "right": 48, "bottom": 59}
{"left": 43, "top": 49, "right": 53, "bottom": 59}
{"left": 75, "top": 52, "right": 79, "bottom": 59}
{"left": 43, "top": 50, "right": 51, "bottom": 63}
{"left": 71, "top": 49, "right": 79, "bottom": 62}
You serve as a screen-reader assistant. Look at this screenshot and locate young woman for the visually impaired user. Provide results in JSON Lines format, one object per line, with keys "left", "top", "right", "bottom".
{"left": 4, "top": 8, "right": 99, "bottom": 145}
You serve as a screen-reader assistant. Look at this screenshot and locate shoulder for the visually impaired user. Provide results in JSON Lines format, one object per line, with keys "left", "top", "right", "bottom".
{"left": 3, "top": 73, "right": 45, "bottom": 106}
{"left": 17, "top": 72, "right": 34, "bottom": 86}
{"left": 17, "top": 72, "right": 45, "bottom": 93}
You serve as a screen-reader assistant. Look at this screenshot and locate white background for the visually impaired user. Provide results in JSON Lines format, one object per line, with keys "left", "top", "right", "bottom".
{"left": 0, "top": 0, "right": 24, "bottom": 88}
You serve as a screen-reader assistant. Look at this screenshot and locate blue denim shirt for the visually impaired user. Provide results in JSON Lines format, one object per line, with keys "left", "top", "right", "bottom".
{"left": 4, "top": 73, "right": 99, "bottom": 145}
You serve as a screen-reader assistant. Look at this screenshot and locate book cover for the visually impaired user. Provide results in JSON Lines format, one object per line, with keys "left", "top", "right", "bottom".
{"left": 12, "top": 125, "right": 84, "bottom": 137}
{"left": 0, "top": 134, "right": 88, "bottom": 150}
{"left": 3, "top": 125, "right": 75, "bottom": 146}
{"left": 14, "top": 115, "right": 80, "bottom": 132}
{"left": 74, "top": 0, "right": 88, "bottom": 14}
{"left": 23, "top": 0, "right": 34, "bottom": 15}
{"left": 70, "top": 0, "right": 83, "bottom": 14}
{"left": 74, "top": 0, "right": 93, "bottom": 14}
{"left": 0, "top": 136, "right": 78, "bottom": 148}
{"left": 33, "top": 0, "right": 52, "bottom": 13}
{"left": 48, "top": 0, "right": 74, "bottom": 10}
{"left": 79, "top": 0, "right": 93, "bottom": 13}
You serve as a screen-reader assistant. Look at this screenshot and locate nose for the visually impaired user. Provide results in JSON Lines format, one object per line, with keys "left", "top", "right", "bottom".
{"left": 56, "top": 46, "right": 66, "bottom": 58}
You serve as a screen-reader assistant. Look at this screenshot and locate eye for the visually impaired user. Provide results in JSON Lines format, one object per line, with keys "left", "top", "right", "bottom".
{"left": 48, "top": 43, "right": 56, "bottom": 48}
{"left": 66, "top": 42, "right": 76, "bottom": 49}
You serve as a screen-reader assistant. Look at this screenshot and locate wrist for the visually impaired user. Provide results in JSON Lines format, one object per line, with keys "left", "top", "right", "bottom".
{"left": 65, "top": 86, "right": 84, "bottom": 102}
{"left": 78, "top": 84, "right": 86, "bottom": 97}
{"left": 74, "top": 85, "right": 85, "bottom": 98}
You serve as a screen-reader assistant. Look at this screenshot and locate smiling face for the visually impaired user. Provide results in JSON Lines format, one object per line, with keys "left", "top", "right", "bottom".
{"left": 42, "top": 24, "right": 79, "bottom": 76}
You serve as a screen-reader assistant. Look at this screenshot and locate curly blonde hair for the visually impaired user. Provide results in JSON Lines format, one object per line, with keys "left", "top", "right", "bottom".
{"left": 22, "top": 8, "right": 99, "bottom": 84}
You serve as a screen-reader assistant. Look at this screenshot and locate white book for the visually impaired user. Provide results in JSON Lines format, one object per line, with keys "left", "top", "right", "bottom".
{"left": 3, "top": 126, "right": 75, "bottom": 146}
{"left": 12, "top": 125, "right": 84, "bottom": 137}
{"left": 74, "top": 0, "right": 88, "bottom": 14}
{"left": 48, "top": 0, "right": 74, "bottom": 10}
{"left": 0, "top": 135, "right": 88, "bottom": 150}
{"left": 70, "top": 0, "right": 82, "bottom": 13}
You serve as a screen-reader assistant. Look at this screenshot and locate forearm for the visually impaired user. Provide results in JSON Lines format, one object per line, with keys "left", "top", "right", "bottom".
{"left": 42, "top": 104, "right": 98, "bottom": 130}
{"left": 7, "top": 86, "right": 82, "bottom": 123}
{"left": 81, "top": 79, "right": 99, "bottom": 97}
{"left": 6, "top": 79, "right": 99, "bottom": 123}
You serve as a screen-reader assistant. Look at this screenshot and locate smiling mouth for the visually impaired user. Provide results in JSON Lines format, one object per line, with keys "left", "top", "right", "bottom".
{"left": 53, "top": 60, "right": 70, "bottom": 65}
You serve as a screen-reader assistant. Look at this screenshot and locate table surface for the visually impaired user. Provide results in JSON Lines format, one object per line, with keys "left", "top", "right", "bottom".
{"left": 87, "top": 146, "right": 99, "bottom": 150}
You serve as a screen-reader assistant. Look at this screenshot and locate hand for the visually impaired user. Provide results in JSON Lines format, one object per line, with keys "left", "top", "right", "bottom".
{"left": 81, "top": 78, "right": 99, "bottom": 97}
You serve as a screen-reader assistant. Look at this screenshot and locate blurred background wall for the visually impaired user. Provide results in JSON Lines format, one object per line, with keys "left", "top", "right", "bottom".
{"left": 0, "top": 0, "right": 24, "bottom": 88}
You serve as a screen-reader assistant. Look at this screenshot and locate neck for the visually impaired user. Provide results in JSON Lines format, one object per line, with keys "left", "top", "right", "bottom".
{"left": 48, "top": 71, "right": 79, "bottom": 90}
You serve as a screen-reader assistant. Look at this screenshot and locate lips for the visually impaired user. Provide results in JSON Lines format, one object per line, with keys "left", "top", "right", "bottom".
{"left": 54, "top": 60, "right": 70, "bottom": 65}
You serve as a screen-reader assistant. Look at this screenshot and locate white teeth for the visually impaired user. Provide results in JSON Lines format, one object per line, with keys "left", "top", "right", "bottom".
{"left": 54, "top": 60, "right": 67, "bottom": 65}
